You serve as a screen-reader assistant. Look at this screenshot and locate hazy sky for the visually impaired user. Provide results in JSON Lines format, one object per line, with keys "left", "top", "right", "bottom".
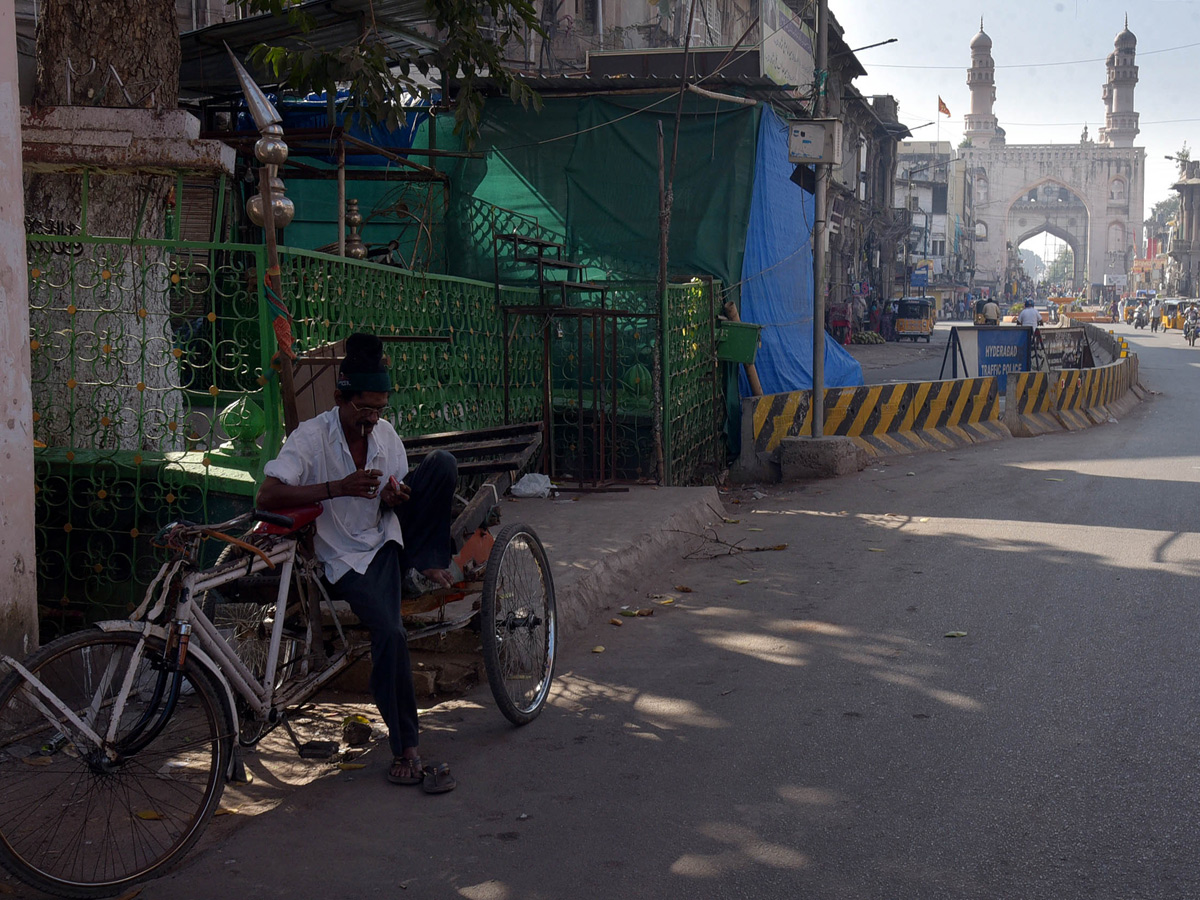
{"left": 834, "top": 0, "right": 1200, "bottom": 235}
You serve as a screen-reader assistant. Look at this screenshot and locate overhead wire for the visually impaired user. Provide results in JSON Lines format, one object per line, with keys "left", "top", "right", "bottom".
{"left": 868, "top": 39, "right": 1200, "bottom": 70}
{"left": 491, "top": 1, "right": 810, "bottom": 152}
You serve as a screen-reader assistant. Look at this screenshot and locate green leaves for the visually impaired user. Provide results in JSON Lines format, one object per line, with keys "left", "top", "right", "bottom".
{"left": 232, "top": 0, "right": 544, "bottom": 146}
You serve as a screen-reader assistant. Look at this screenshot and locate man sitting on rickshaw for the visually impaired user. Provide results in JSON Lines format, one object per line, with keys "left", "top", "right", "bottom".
{"left": 256, "top": 333, "right": 459, "bottom": 793}
{"left": 981, "top": 297, "right": 1000, "bottom": 326}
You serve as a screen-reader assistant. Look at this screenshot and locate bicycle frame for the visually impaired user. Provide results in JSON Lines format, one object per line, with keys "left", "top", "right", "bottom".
{"left": 171, "top": 531, "right": 369, "bottom": 730}
{"left": 5, "top": 523, "right": 368, "bottom": 758}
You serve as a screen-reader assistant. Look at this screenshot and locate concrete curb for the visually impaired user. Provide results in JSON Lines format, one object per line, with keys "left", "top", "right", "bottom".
{"left": 547, "top": 486, "right": 725, "bottom": 633}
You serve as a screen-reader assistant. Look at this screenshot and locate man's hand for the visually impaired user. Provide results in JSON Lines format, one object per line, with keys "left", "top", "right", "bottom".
{"left": 338, "top": 468, "right": 383, "bottom": 499}
{"left": 380, "top": 475, "right": 412, "bottom": 508}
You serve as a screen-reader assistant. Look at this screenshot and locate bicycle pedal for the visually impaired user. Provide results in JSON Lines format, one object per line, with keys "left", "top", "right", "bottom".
{"left": 298, "top": 740, "right": 339, "bottom": 760}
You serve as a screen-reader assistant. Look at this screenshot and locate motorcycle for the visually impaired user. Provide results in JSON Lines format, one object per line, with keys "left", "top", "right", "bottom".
{"left": 1185, "top": 316, "right": 1199, "bottom": 347}
{"left": 1134, "top": 306, "right": 1148, "bottom": 329}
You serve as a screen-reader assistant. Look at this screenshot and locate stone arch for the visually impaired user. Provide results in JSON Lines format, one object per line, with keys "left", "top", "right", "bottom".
{"left": 1109, "top": 176, "right": 1127, "bottom": 202}
{"left": 1005, "top": 176, "right": 1090, "bottom": 287}
{"left": 1005, "top": 176, "right": 1094, "bottom": 218}
{"left": 1015, "top": 221, "right": 1086, "bottom": 286}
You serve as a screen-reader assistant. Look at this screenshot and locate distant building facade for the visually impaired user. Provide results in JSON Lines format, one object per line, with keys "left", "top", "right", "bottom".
{"left": 895, "top": 140, "right": 976, "bottom": 308}
{"left": 959, "top": 19, "right": 1145, "bottom": 296}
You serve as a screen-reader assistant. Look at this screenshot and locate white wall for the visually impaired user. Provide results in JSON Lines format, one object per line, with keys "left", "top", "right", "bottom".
{"left": 0, "top": 0, "right": 37, "bottom": 654}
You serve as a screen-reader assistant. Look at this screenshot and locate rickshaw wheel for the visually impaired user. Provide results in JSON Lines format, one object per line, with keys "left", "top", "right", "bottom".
{"left": 481, "top": 523, "right": 558, "bottom": 725}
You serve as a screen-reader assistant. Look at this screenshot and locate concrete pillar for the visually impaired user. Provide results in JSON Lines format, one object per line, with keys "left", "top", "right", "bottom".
{"left": 0, "top": 0, "right": 38, "bottom": 655}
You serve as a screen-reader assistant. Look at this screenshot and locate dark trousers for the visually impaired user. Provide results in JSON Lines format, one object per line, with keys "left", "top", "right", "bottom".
{"left": 329, "top": 450, "right": 457, "bottom": 755}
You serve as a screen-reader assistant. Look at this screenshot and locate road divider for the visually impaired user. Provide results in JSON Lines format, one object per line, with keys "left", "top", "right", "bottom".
{"left": 739, "top": 377, "right": 1008, "bottom": 478}
{"left": 737, "top": 352, "right": 1144, "bottom": 481}
{"left": 1005, "top": 355, "right": 1140, "bottom": 436}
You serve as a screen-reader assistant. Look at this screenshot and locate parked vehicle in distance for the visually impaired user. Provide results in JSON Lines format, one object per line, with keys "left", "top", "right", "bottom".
{"left": 895, "top": 297, "right": 936, "bottom": 342}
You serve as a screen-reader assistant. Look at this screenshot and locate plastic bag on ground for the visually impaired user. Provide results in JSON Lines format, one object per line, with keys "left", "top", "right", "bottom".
{"left": 510, "top": 473, "right": 554, "bottom": 498}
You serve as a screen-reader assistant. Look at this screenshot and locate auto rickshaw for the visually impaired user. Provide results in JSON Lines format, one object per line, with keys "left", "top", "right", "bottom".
{"left": 895, "top": 297, "right": 936, "bottom": 342}
{"left": 1123, "top": 302, "right": 1136, "bottom": 324}
{"left": 1162, "top": 299, "right": 1181, "bottom": 330}
{"left": 973, "top": 298, "right": 991, "bottom": 325}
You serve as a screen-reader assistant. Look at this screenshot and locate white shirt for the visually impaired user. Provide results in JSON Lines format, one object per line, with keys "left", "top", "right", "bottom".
{"left": 263, "top": 408, "right": 409, "bottom": 582}
{"left": 1016, "top": 307, "right": 1041, "bottom": 328}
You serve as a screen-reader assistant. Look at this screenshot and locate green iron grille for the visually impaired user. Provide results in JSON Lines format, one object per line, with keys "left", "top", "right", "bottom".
{"left": 280, "top": 247, "right": 544, "bottom": 435}
{"left": 27, "top": 235, "right": 276, "bottom": 638}
{"left": 664, "top": 280, "right": 724, "bottom": 485}
{"left": 28, "top": 235, "right": 547, "bottom": 635}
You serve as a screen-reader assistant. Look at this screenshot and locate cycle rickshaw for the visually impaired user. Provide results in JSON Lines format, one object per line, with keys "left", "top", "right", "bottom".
{"left": 0, "top": 422, "right": 554, "bottom": 897}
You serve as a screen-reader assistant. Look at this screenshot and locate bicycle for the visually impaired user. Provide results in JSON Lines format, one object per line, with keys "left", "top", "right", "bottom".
{"left": 0, "top": 465, "right": 556, "bottom": 897}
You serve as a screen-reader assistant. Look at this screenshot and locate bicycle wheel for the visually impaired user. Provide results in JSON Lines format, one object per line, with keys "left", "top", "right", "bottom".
{"left": 481, "top": 523, "right": 557, "bottom": 725}
{"left": 0, "top": 629, "right": 232, "bottom": 898}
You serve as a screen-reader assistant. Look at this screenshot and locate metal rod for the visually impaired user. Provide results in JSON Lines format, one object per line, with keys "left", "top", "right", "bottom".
{"left": 259, "top": 164, "right": 300, "bottom": 435}
{"left": 811, "top": 0, "right": 829, "bottom": 440}
{"left": 337, "top": 135, "right": 346, "bottom": 257}
{"left": 502, "top": 308, "right": 511, "bottom": 425}
{"left": 654, "top": 122, "right": 668, "bottom": 485}
{"left": 577, "top": 314, "right": 585, "bottom": 484}
{"left": 543, "top": 316, "right": 553, "bottom": 477}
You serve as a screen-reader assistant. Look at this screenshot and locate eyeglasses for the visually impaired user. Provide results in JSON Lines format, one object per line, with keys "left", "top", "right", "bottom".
{"left": 348, "top": 399, "right": 389, "bottom": 419}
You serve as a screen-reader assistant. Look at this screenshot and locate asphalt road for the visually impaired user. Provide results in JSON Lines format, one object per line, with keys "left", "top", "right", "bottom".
{"left": 849, "top": 320, "right": 970, "bottom": 384}
{"left": 18, "top": 324, "right": 1197, "bottom": 900}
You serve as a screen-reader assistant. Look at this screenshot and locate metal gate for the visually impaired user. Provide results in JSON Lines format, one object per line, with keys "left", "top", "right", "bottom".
{"left": 503, "top": 301, "right": 659, "bottom": 488}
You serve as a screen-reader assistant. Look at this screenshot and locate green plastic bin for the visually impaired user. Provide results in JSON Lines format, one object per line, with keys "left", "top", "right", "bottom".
{"left": 716, "top": 321, "right": 763, "bottom": 364}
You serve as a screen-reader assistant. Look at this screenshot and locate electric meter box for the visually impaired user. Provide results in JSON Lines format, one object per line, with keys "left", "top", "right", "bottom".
{"left": 787, "top": 119, "right": 843, "bottom": 165}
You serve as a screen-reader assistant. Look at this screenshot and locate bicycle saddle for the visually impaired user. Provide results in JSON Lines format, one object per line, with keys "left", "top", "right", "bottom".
{"left": 253, "top": 504, "right": 324, "bottom": 534}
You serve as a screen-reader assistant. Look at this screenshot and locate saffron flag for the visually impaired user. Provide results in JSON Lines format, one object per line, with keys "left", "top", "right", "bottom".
{"left": 938, "top": 96, "right": 951, "bottom": 117}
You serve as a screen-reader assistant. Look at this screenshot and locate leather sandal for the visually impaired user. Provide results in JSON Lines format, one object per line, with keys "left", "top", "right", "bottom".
{"left": 422, "top": 762, "right": 457, "bottom": 794}
{"left": 388, "top": 756, "right": 423, "bottom": 785}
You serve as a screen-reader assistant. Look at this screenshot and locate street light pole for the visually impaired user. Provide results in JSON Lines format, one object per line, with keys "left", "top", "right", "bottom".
{"left": 811, "top": 0, "right": 828, "bottom": 440}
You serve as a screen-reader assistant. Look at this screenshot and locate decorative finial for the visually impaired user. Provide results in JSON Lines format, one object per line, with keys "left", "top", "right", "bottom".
{"left": 225, "top": 44, "right": 282, "bottom": 134}
{"left": 980, "top": 16, "right": 984, "bottom": 31}
{"left": 227, "top": 44, "right": 294, "bottom": 230}
{"left": 1125, "top": 13, "right": 1128, "bottom": 29}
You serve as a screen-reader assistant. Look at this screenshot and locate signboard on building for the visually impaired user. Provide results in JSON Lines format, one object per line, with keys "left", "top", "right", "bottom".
{"left": 762, "top": 0, "right": 815, "bottom": 95}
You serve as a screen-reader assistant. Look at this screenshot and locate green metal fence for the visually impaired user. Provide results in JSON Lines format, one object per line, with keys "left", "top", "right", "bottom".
{"left": 27, "top": 233, "right": 275, "bottom": 638}
{"left": 27, "top": 232, "right": 550, "bottom": 636}
{"left": 27, "top": 217, "right": 725, "bottom": 634}
{"left": 280, "top": 248, "right": 545, "bottom": 434}
{"left": 664, "top": 279, "right": 724, "bottom": 485}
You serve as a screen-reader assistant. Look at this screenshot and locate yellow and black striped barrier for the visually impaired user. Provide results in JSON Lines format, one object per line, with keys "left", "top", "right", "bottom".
{"left": 1049, "top": 357, "right": 1138, "bottom": 429}
{"left": 740, "top": 354, "right": 1143, "bottom": 476}
{"left": 1005, "top": 372, "right": 1061, "bottom": 437}
{"left": 743, "top": 377, "right": 1008, "bottom": 463}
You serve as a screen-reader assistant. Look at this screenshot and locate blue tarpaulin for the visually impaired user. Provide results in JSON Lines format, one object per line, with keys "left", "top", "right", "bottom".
{"left": 737, "top": 107, "right": 863, "bottom": 397}
{"left": 237, "top": 91, "right": 431, "bottom": 167}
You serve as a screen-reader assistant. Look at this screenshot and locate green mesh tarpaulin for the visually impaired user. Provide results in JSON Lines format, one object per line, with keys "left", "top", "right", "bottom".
{"left": 420, "top": 95, "right": 759, "bottom": 288}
